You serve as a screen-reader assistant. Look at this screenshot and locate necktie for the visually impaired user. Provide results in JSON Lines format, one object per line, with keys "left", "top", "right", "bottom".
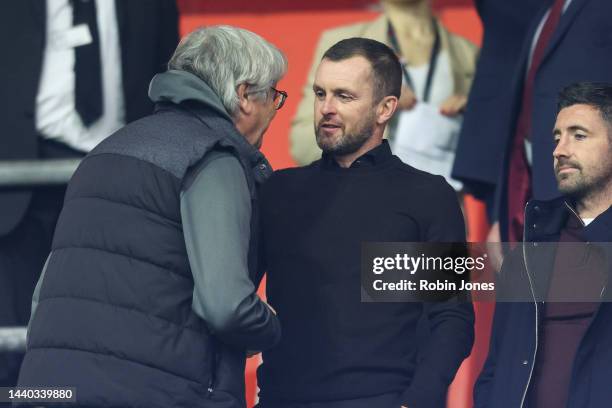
{"left": 507, "top": 0, "right": 565, "bottom": 242}
{"left": 73, "top": 0, "right": 103, "bottom": 126}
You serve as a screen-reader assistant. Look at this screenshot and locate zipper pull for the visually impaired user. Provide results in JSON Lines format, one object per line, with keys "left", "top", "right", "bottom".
{"left": 207, "top": 379, "right": 214, "bottom": 397}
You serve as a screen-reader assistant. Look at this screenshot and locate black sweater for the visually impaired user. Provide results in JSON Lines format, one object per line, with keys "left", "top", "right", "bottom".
{"left": 257, "top": 142, "right": 474, "bottom": 407}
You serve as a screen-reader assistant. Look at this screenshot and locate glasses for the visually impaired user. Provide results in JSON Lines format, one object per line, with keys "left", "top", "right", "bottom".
{"left": 270, "top": 86, "right": 288, "bottom": 110}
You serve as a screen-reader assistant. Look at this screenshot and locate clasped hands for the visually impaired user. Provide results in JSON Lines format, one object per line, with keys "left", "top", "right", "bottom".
{"left": 398, "top": 85, "right": 466, "bottom": 117}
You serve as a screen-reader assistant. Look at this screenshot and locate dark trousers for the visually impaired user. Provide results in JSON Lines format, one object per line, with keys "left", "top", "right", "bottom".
{"left": 255, "top": 393, "right": 402, "bottom": 408}
{"left": 0, "top": 139, "right": 83, "bottom": 388}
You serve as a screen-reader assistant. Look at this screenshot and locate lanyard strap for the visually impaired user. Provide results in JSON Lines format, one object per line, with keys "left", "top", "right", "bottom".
{"left": 387, "top": 18, "right": 441, "bottom": 103}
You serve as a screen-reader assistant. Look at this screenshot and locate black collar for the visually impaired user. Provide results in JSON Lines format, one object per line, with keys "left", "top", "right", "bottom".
{"left": 526, "top": 197, "right": 612, "bottom": 242}
{"left": 321, "top": 140, "right": 393, "bottom": 170}
{"left": 584, "top": 204, "right": 612, "bottom": 242}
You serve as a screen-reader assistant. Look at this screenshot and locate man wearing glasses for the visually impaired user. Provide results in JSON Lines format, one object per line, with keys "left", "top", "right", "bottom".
{"left": 245, "top": 86, "right": 287, "bottom": 148}
{"left": 18, "top": 26, "right": 287, "bottom": 408}
{"left": 271, "top": 87, "right": 289, "bottom": 114}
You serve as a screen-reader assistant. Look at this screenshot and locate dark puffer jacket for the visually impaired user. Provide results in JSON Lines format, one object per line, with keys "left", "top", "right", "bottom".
{"left": 17, "top": 71, "right": 272, "bottom": 408}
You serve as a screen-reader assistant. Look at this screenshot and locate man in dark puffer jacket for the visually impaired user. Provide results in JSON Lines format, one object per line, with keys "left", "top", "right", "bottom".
{"left": 16, "top": 25, "right": 288, "bottom": 408}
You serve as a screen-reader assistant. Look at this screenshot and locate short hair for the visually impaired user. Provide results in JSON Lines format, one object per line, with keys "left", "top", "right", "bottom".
{"left": 322, "top": 37, "right": 402, "bottom": 102}
{"left": 168, "top": 25, "right": 288, "bottom": 116}
{"left": 557, "top": 82, "right": 612, "bottom": 132}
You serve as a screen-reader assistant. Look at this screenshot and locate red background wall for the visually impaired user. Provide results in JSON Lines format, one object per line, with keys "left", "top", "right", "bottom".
{"left": 176, "top": 1, "right": 491, "bottom": 407}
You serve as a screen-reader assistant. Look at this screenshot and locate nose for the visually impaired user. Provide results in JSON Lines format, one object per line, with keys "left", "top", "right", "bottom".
{"left": 319, "top": 96, "right": 337, "bottom": 116}
{"left": 553, "top": 135, "right": 570, "bottom": 160}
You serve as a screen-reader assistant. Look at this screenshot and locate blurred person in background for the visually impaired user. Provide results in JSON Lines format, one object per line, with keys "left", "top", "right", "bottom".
{"left": 0, "top": 0, "right": 178, "bottom": 387}
{"left": 451, "top": 0, "right": 550, "bottom": 270}
{"left": 17, "top": 26, "right": 286, "bottom": 408}
{"left": 452, "top": 0, "right": 551, "bottom": 218}
{"left": 290, "top": 0, "right": 478, "bottom": 194}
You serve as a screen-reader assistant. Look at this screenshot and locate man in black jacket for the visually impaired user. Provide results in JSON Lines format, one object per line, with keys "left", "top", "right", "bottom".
{"left": 257, "top": 38, "right": 474, "bottom": 408}
{"left": 16, "top": 26, "right": 286, "bottom": 408}
{"left": 475, "top": 82, "right": 612, "bottom": 408}
{"left": 0, "top": 0, "right": 179, "bottom": 387}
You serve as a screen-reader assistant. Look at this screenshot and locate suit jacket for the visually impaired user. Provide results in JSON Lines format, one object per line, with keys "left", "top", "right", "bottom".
{"left": 289, "top": 14, "right": 479, "bottom": 166}
{"left": 0, "top": 0, "right": 179, "bottom": 236}
{"left": 452, "top": 0, "right": 551, "bottom": 205}
{"left": 454, "top": 0, "right": 612, "bottom": 230}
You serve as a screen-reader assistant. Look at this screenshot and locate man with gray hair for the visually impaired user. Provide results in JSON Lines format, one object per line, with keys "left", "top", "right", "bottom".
{"left": 16, "top": 26, "right": 288, "bottom": 408}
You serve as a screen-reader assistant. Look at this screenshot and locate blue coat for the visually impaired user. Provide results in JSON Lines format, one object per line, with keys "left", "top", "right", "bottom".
{"left": 452, "top": 0, "right": 551, "bottom": 207}
{"left": 453, "top": 0, "right": 612, "bottom": 227}
{"left": 474, "top": 198, "right": 612, "bottom": 408}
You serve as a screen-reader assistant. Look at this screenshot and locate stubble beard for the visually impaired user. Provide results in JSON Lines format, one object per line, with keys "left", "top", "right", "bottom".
{"left": 315, "top": 113, "right": 376, "bottom": 157}
{"left": 556, "top": 157, "right": 612, "bottom": 202}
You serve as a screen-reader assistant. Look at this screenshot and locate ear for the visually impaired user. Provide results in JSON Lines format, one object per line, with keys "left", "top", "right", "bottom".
{"left": 376, "top": 95, "right": 399, "bottom": 125}
{"left": 236, "top": 83, "right": 253, "bottom": 116}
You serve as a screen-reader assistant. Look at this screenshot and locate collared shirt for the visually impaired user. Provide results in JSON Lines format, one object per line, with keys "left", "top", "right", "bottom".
{"left": 321, "top": 140, "right": 393, "bottom": 169}
{"left": 36, "top": 0, "right": 125, "bottom": 152}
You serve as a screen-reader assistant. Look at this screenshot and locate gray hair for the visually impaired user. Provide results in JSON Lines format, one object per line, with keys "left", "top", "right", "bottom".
{"left": 168, "top": 25, "right": 288, "bottom": 116}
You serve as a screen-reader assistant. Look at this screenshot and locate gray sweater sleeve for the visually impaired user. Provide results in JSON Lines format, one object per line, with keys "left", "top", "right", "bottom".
{"left": 27, "top": 254, "right": 50, "bottom": 344}
{"left": 180, "top": 150, "right": 280, "bottom": 351}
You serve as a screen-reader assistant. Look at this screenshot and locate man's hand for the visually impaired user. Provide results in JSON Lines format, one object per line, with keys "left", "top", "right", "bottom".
{"left": 439, "top": 94, "right": 467, "bottom": 117}
{"left": 398, "top": 85, "right": 417, "bottom": 111}
{"left": 245, "top": 302, "right": 276, "bottom": 358}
